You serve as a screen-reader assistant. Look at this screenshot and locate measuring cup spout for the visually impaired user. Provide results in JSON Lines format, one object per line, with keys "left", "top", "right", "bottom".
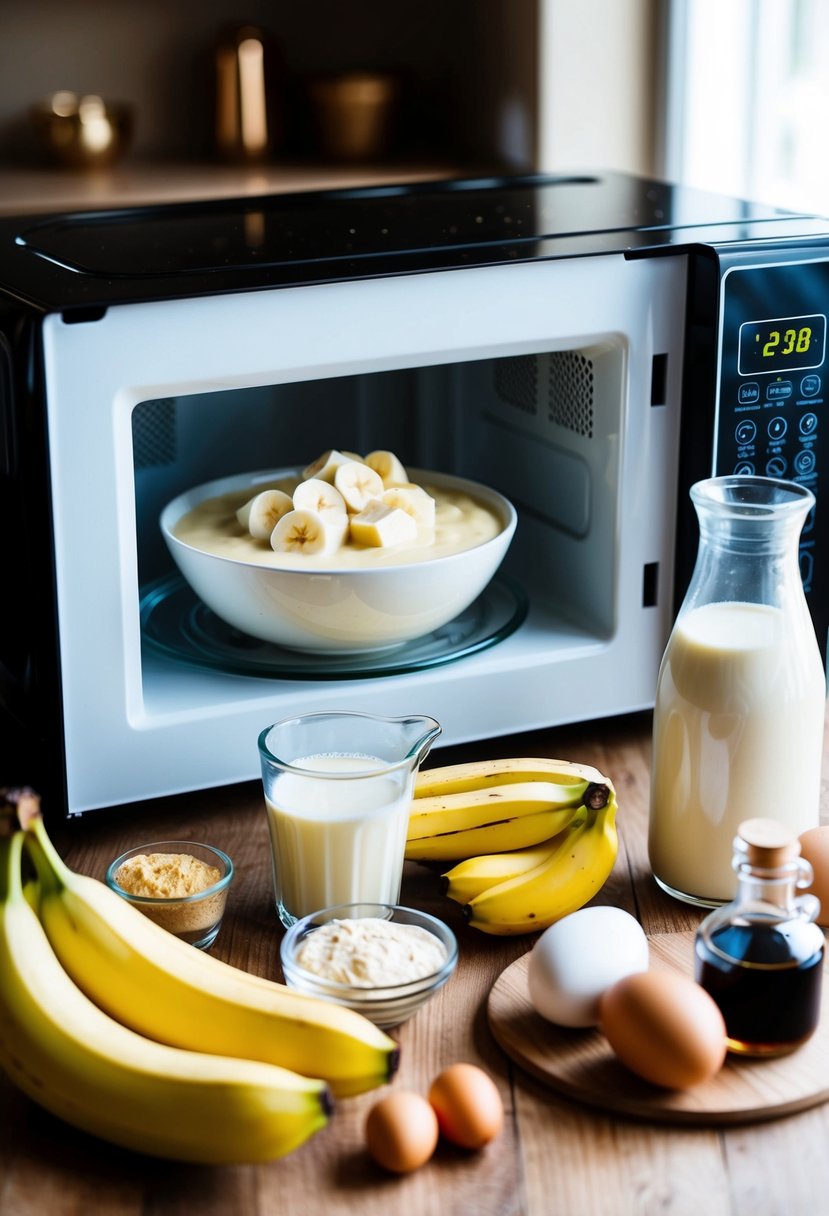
{"left": 401, "top": 715, "right": 442, "bottom": 770}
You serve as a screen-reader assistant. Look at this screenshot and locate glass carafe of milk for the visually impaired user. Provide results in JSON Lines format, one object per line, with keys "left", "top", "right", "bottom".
{"left": 648, "top": 476, "right": 826, "bottom": 907}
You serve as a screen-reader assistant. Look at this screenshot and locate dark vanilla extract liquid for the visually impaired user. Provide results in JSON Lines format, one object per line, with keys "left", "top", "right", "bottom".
{"left": 695, "top": 921, "right": 824, "bottom": 1057}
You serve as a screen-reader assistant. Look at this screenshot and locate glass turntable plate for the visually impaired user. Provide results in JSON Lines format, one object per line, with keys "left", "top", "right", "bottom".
{"left": 140, "top": 572, "right": 527, "bottom": 680}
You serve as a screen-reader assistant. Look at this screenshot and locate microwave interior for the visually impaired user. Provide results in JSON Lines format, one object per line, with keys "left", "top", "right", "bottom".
{"left": 133, "top": 339, "right": 628, "bottom": 703}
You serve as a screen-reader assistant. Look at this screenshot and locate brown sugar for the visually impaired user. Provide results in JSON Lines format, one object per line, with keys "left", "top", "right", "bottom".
{"left": 114, "top": 852, "right": 225, "bottom": 935}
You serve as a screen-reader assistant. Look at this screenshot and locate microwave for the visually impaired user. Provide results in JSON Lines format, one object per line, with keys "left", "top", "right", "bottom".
{"left": 1, "top": 171, "right": 828, "bottom": 817}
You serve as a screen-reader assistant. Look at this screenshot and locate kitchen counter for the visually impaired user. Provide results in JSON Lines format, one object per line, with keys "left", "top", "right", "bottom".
{"left": 3, "top": 709, "right": 829, "bottom": 1216}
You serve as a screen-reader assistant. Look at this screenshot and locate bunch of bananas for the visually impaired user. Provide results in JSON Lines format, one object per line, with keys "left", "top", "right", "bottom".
{"left": 0, "top": 790, "right": 399, "bottom": 1164}
{"left": 405, "top": 757, "right": 618, "bottom": 936}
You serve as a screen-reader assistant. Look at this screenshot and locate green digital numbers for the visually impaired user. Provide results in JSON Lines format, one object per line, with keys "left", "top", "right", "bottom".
{"left": 741, "top": 314, "right": 824, "bottom": 375}
{"left": 763, "top": 327, "right": 811, "bottom": 358}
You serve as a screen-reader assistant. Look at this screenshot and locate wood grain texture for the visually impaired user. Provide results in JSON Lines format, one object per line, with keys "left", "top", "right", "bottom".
{"left": 2, "top": 710, "right": 829, "bottom": 1215}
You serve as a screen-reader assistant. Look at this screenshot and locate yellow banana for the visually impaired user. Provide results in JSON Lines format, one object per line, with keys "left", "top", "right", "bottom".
{"left": 442, "top": 836, "right": 572, "bottom": 904}
{"left": 405, "top": 804, "right": 585, "bottom": 862}
{"left": 0, "top": 832, "right": 331, "bottom": 1164}
{"left": 407, "top": 780, "right": 589, "bottom": 842}
{"left": 463, "top": 787, "right": 619, "bottom": 936}
{"left": 414, "top": 756, "right": 608, "bottom": 799}
{"left": 22, "top": 807, "right": 398, "bottom": 1097}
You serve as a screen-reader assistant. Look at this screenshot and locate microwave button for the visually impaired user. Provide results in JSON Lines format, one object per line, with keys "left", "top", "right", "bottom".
{"left": 800, "top": 411, "right": 819, "bottom": 436}
{"left": 767, "top": 415, "right": 788, "bottom": 441}
{"left": 800, "top": 547, "right": 815, "bottom": 591}
{"left": 738, "top": 382, "right": 760, "bottom": 405}
{"left": 735, "top": 419, "right": 757, "bottom": 445}
{"left": 766, "top": 380, "right": 793, "bottom": 400}
{"left": 734, "top": 461, "right": 755, "bottom": 475}
{"left": 800, "top": 374, "right": 821, "bottom": 397}
{"left": 765, "top": 455, "right": 788, "bottom": 477}
{"left": 794, "top": 449, "right": 817, "bottom": 476}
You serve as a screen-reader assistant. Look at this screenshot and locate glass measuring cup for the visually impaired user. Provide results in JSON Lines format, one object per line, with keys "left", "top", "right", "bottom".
{"left": 258, "top": 711, "right": 441, "bottom": 926}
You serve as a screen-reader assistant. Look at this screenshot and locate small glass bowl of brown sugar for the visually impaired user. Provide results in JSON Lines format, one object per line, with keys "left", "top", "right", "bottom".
{"left": 105, "top": 840, "right": 234, "bottom": 949}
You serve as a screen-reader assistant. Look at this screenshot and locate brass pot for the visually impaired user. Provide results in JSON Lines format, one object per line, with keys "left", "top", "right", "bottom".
{"left": 308, "top": 72, "right": 400, "bottom": 162}
{"left": 30, "top": 92, "right": 133, "bottom": 169}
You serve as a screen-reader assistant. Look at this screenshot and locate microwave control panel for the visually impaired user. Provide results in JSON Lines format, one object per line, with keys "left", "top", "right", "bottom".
{"left": 713, "top": 255, "right": 829, "bottom": 649}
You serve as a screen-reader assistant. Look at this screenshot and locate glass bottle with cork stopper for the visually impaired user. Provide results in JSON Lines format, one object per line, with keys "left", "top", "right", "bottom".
{"left": 694, "top": 817, "right": 824, "bottom": 1057}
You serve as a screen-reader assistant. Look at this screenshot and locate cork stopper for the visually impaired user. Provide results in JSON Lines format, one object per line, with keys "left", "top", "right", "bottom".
{"left": 736, "top": 817, "right": 801, "bottom": 869}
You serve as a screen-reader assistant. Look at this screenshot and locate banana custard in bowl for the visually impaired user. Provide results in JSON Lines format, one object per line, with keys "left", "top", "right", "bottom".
{"left": 161, "top": 449, "right": 517, "bottom": 653}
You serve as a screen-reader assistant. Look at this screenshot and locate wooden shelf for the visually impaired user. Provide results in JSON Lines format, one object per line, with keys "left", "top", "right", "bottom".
{"left": 0, "top": 158, "right": 473, "bottom": 216}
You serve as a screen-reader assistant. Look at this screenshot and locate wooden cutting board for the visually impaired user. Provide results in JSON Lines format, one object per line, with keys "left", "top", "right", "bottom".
{"left": 487, "top": 930, "right": 829, "bottom": 1125}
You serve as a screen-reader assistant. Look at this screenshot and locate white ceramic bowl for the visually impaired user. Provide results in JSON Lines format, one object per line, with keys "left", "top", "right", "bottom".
{"left": 160, "top": 468, "right": 516, "bottom": 654}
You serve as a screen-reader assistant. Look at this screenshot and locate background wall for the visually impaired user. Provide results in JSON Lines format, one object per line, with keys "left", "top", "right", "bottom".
{"left": 0, "top": 0, "right": 484, "bottom": 164}
{"left": 0, "top": 0, "right": 658, "bottom": 180}
{"left": 538, "top": 0, "right": 658, "bottom": 177}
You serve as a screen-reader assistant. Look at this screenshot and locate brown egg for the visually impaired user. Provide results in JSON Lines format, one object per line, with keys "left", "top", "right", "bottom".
{"left": 428, "top": 1063, "right": 504, "bottom": 1149}
{"left": 365, "top": 1091, "right": 439, "bottom": 1173}
{"left": 599, "top": 971, "right": 727, "bottom": 1089}
{"left": 798, "top": 826, "right": 829, "bottom": 927}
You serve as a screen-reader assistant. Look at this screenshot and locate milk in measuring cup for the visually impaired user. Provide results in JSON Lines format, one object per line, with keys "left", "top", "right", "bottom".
{"left": 265, "top": 753, "right": 411, "bottom": 921}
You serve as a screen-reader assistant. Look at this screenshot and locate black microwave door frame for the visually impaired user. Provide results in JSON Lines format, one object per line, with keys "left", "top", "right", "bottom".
{"left": 0, "top": 307, "right": 68, "bottom": 812}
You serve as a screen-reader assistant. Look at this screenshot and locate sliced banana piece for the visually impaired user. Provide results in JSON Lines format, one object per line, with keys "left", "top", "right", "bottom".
{"left": 302, "top": 449, "right": 359, "bottom": 483}
{"left": 237, "top": 489, "right": 294, "bottom": 540}
{"left": 364, "top": 449, "right": 408, "bottom": 487}
{"left": 350, "top": 499, "right": 418, "bottom": 548}
{"left": 334, "top": 462, "right": 385, "bottom": 513}
{"left": 270, "top": 508, "right": 346, "bottom": 556}
{"left": 292, "top": 477, "right": 348, "bottom": 520}
{"left": 381, "top": 484, "right": 436, "bottom": 530}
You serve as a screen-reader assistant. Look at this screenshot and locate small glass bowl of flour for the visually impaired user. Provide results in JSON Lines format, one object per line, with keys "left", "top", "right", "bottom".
{"left": 280, "top": 903, "right": 458, "bottom": 1027}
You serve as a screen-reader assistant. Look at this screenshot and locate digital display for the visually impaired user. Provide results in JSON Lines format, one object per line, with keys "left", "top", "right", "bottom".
{"left": 738, "top": 313, "right": 826, "bottom": 375}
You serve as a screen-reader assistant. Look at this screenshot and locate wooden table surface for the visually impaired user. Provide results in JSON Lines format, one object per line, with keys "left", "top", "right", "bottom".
{"left": 3, "top": 710, "right": 829, "bottom": 1216}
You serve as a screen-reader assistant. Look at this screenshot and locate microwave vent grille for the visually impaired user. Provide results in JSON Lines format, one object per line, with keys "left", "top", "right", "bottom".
{"left": 548, "top": 352, "right": 594, "bottom": 438}
{"left": 492, "top": 353, "right": 594, "bottom": 439}
{"left": 132, "top": 398, "right": 177, "bottom": 468}
{"left": 493, "top": 355, "right": 538, "bottom": 415}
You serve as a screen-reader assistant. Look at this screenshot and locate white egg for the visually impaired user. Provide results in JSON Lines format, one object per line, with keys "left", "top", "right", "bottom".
{"left": 527, "top": 906, "right": 649, "bottom": 1028}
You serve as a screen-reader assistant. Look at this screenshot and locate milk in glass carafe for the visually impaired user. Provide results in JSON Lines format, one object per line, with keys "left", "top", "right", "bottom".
{"left": 648, "top": 476, "right": 826, "bottom": 907}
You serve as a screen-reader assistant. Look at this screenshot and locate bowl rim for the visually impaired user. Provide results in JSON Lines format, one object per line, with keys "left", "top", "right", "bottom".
{"left": 280, "top": 901, "right": 459, "bottom": 998}
{"left": 160, "top": 465, "right": 517, "bottom": 576}
{"left": 105, "top": 839, "right": 234, "bottom": 905}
